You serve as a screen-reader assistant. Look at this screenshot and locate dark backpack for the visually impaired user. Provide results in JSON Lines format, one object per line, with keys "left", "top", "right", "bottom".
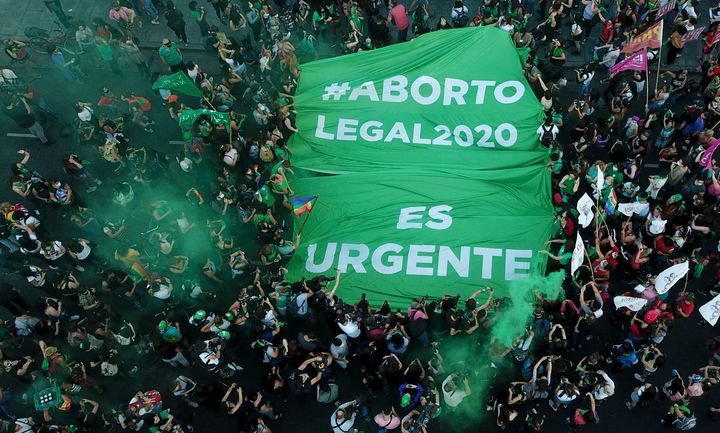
{"left": 287, "top": 294, "right": 307, "bottom": 317}
{"left": 452, "top": 9, "right": 469, "bottom": 27}
{"left": 540, "top": 125, "right": 554, "bottom": 145}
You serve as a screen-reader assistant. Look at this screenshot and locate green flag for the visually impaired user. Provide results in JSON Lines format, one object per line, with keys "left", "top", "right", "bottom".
{"left": 289, "top": 27, "right": 544, "bottom": 174}
{"left": 286, "top": 166, "right": 555, "bottom": 307}
{"left": 177, "top": 108, "right": 230, "bottom": 133}
{"left": 152, "top": 72, "right": 203, "bottom": 98}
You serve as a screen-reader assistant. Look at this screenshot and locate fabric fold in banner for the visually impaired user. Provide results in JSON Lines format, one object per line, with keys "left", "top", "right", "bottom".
{"left": 290, "top": 27, "right": 544, "bottom": 173}
{"left": 286, "top": 167, "right": 555, "bottom": 306}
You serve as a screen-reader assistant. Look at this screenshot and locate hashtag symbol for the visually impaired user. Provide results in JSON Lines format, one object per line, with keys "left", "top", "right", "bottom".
{"left": 322, "top": 82, "right": 351, "bottom": 101}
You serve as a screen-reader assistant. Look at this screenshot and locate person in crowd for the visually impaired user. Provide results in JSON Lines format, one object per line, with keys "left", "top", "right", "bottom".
{"left": 0, "top": 2, "right": 719, "bottom": 433}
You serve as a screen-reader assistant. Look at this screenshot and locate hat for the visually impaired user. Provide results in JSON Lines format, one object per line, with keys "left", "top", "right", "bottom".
{"left": 218, "top": 330, "right": 231, "bottom": 340}
{"left": 167, "top": 94, "right": 178, "bottom": 103}
{"left": 400, "top": 393, "right": 412, "bottom": 408}
{"left": 225, "top": 312, "right": 235, "bottom": 321}
{"left": 193, "top": 310, "right": 207, "bottom": 321}
{"left": 158, "top": 320, "right": 168, "bottom": 332}
{"left": 43, "top": 346, "right": 58, "bottom": 358}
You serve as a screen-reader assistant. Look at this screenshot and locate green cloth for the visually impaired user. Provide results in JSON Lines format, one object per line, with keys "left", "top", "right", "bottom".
{"left": 288, "top": 27, "right": 544, "bottom": 174}
{"left": 286, "top": 166, "right": 554, "bottom": 306}
{"left": 152, "top": 72, "right": 202, "bottom": 97}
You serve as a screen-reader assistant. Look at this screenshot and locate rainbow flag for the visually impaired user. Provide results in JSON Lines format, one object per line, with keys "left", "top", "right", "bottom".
{"left": 292, "top": 195, "right": 318, "bottom": 218}
{"left": 605, "top": 189, "right": 618, "bottom": 215}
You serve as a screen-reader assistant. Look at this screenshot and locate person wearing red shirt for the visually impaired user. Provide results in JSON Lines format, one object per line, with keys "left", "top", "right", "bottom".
{"left": 388, "top": 0, "right": 410, "bottom": 42}
{"left": 598, "top": 11, "right": 615, "bottom": 44}
{"left": 654, "top": 235, "right": 676, "bottom": 256}
{"left": 673, "top": 293, "right": 695, "bottom": 318}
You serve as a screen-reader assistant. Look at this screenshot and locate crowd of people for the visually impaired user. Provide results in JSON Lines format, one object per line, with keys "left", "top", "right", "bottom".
{"left": 1, "top": 0, "right": 720, "bottom": 432}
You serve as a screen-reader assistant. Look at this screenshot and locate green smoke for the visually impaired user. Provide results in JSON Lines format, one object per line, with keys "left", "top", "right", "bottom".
{"left": 429, "top": 270, "right": 565, "bottom": 429}
{"left": 491, "top": 270, "right": 566, "bottom": 347}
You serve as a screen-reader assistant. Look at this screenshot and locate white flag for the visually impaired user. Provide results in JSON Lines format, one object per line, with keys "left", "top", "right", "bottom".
{"left": 699, "top": 293, "right": 720, "bottom": 326}
{"left": 576, "top": 193, "right": 595, "bottom": 228}
{"left": 613, "top": 296, "right": 648, "bottom": 312}
{"left": 618, "top": 202, "right": 650, "bottom": 217}
{"left": 571, "top": 232, "right": 586, "bottom": 275}
{"left": 655, "top": 262, "right": 689, "bottom": 295}
{"left": 596, "top": 167, "right": 605, "bottom": 192}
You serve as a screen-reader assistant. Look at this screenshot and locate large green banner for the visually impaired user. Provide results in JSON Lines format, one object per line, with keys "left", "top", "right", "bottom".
{"left": 289, "top": 27, "right": 545, "bottom": 174}
{"left": 286, "top": 167, "right": 555, "bottom": 306}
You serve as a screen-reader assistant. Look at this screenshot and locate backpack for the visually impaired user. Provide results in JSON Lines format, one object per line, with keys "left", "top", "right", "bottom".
{"left": 259, "top": 144, "right": 275, "bottom": 163}
{"left": 452, "top": 8, "right": 469, "bottom": 27}
{"left": 540, "top": 125, "right": 554, "bottom": 145}
{"left": 287, "top": 294, "right": 307, "bottom": 317}
{"left": 407, "top": 310, "right": 428, "bottom": 337}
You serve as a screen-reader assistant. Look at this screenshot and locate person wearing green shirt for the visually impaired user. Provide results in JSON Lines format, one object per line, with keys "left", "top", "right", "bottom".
{"left": 260, "top": 243, "right": 281, "bottom": 268}
{"left": 189, "top": 1, "right": 210, "bottom": 36}
{"left": 254, "top": 185, "right": 276, "bottom": 208}
{"left": 94, "top": 38, "right": 121, "bottom": 74}
{"left": 313, "top": 6, "right": 331, "bottom": 40}
{"left": 539, "top": 241, "right": 572, "bottom": 266}
{"left": 149, "top": 409, "right": 173, "bottom": 433}
{"left": 159, "top": 38, "right": 184, "bottom": 72}
{"left": 270, "top": 159, "right": 293, "bottom": 181}
{"left": 242, "top": 208, "right": 277, "bottom": 228}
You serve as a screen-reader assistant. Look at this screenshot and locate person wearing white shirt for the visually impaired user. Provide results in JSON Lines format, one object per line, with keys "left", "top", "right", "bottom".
{"left": 330, "top": 401, "right": 358, "bottom": 433}
{"left": 442, "top": 373, "right": 471, "bottom": 408}
{"left": 592, "top": 370, "right": 615, "bottom": 400}
{"left": 338, "top": 314, "right": 361, "bottom": 339}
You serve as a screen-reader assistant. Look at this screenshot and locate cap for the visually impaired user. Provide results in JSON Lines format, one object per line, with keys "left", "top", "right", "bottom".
{"left": 400, "top": 393, "right": 411, "bottom": 407}
{"left": 193, "top": 310, "right": 207, "bottom": 321}
{"left": 167, "top": 94, "right": 178, "bottom": 103}
{"left": 218, "top": 330, "right": 231, "bottom": 340}
{"left": 158, "top": 320, "right": 168, "bottom": 332}
{"left": 225, "top": 312, "right": 235, "bottom": 321}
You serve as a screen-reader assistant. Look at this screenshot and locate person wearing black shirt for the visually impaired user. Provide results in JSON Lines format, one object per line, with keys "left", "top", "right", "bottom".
{"left": 3, "top": 97, "right": 49, "bottom": 144}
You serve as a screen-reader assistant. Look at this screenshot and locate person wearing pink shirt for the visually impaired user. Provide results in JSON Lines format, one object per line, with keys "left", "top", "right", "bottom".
{"left": 108, "top": 1, "right": 137, "bottom": 34}
{"left": 388, "top": 0, "right": 409, "bottom": 42}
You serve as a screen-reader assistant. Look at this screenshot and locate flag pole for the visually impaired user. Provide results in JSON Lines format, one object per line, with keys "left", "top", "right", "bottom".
{"left": 203, "top": 97, "right": 217, "bottom": 111}
{"left": 296, "top": 195, "right": 319, "bottom": 238}
{"left": 645, "top": 65, "right": 650, "bottom": 110}
{"left": 654, "top": 20, "right": 664, "bottom": 92}
{"left": 584, "top": 249, "right": 595, "bottom": 280}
